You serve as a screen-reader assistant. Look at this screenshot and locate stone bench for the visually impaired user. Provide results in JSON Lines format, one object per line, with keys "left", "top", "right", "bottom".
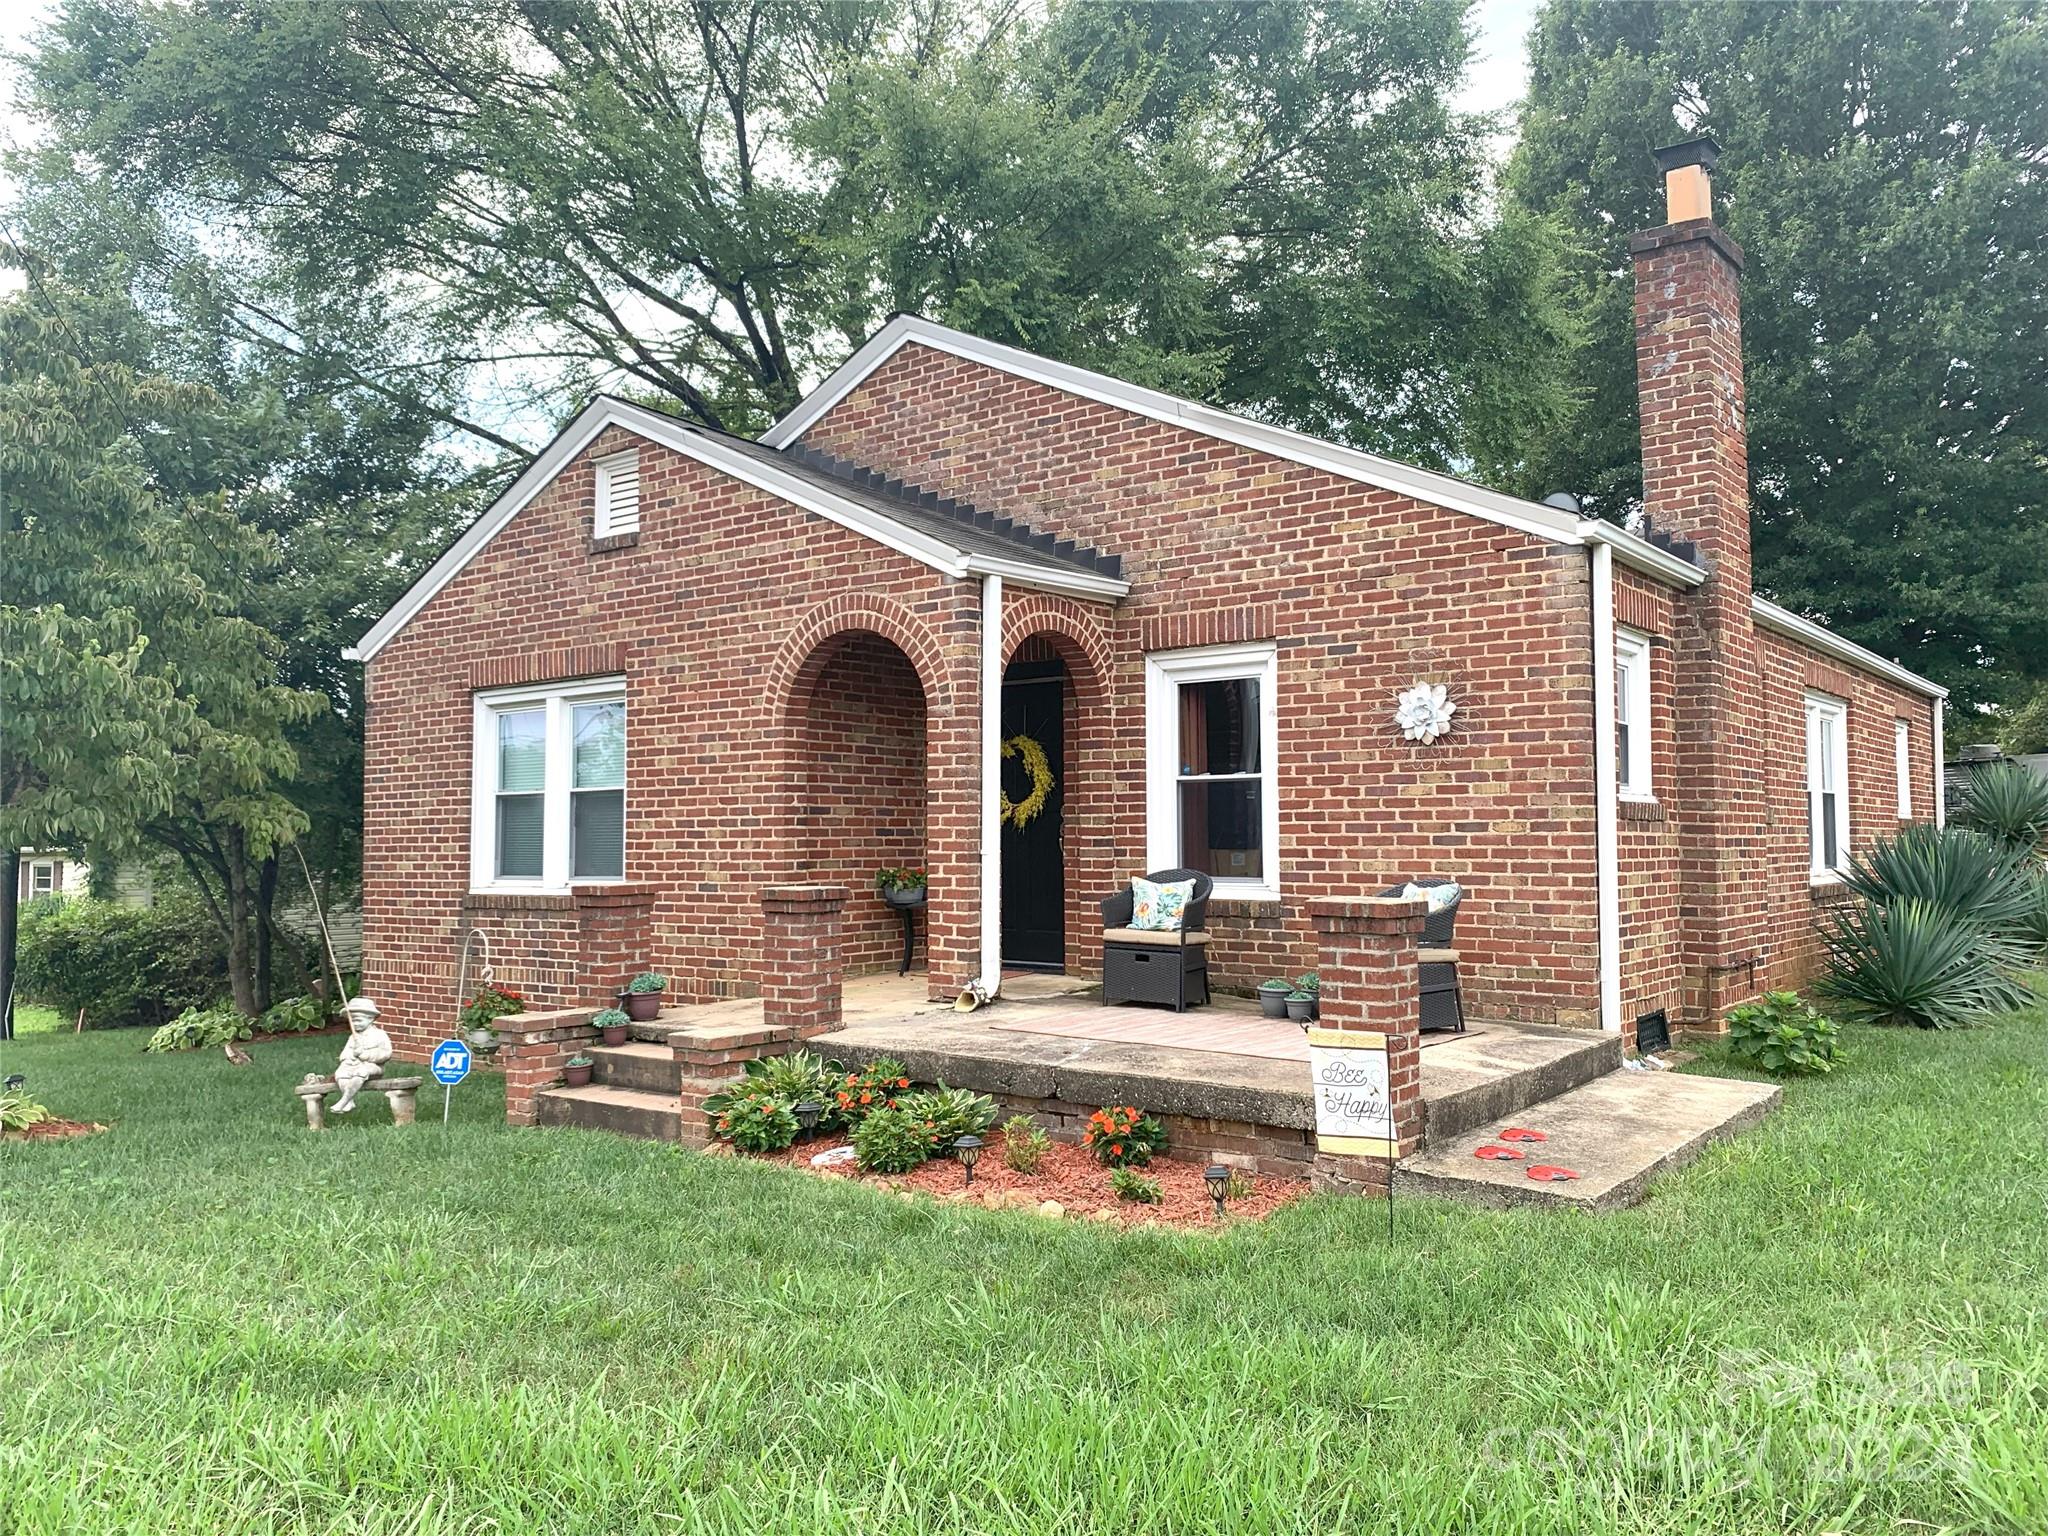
{"left": 294, "top": 1073, "right": 425, "bottom": 1130}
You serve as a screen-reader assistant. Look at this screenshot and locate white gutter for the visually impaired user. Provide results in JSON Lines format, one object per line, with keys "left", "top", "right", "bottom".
{"left": 1576, "top": 518, "right": 1707, "bottom": 590}
{"left": 1590, "top": 543, "right": 1623, "bottom": 1037}
{"left": 978, "top": 574, "right": 1004, "bottom": 998}
{"left": 1750, "top": 595, "right": 1948, "bottom": 700}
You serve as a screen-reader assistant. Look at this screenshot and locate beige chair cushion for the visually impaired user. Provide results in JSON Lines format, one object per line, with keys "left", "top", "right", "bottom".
{"left": 1418, "top": 947, "right": 1460, "bottom": 965}
{"left": 1103, "top": 926, "right": 1209, "bottom": 946}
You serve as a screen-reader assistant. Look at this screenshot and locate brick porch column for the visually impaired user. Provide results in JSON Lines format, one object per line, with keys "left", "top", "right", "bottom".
{"left": 493, "top": 1007, "right": 600, "bottom": 1126}
{"left": 1307, "top": 896, "right": 1426, "bottom": 1194}
{"left": 760, "top": 885, "right": 848, "bottom": 1039}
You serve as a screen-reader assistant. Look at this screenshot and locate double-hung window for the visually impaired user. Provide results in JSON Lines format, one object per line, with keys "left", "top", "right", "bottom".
{"left": 472, "top": 678, "right": 626, "bottom": 891}
{"left": 28, "top": 861, "right": 56, "bottom": 897}
{"left": 1894, "top": 718, "right": 1913, "bottom": 819}
{"left": 1613, "top": 628, "right": 1653, "bottom": 800}
{"left": 1805, "top": 693, "right": 1850, "bottom": 879}
{"left": 1145, "top": 643, "right": 1280, "bottom": 898}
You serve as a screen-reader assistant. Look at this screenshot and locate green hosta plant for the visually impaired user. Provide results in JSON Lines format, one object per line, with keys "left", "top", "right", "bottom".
{"left": 258, "top": 994, "right": 330, "bottom": 1034}
{"left": 899, "top": 1085, "right": 999, "bottom": 1151}
{"left": 852, "top": 1106, "right": 933, "bottom": 1174}
{"left": 1110, "top": 1166, "right": 1163, "bottom": 1204}
{"left": 705, "top": 1051, "right": 844, "bottom": 1130}
{"left": 1000, "top": 1114, "right": 1052, "bottom": 1173}
{"left": 719, "top": 1097, "right": 800, "bottom": 1154}
{"left": 1819, "top": 898, "right": 2030, "bottom": 1030}
{"left": 1841, "top": 824, "right": 2032, "bottom": 934}
{"left": 1724, "top": 992, "right": 1841, "bottom": 1076}
{"left": 1960, "top": 761, "right": 2048, "bottom": 855}
{"left": 145, "top": 1003, "right": 252, "bottom": 1053}
{"left": 1, "top": 1089, "right": 53, "bottom": 1132}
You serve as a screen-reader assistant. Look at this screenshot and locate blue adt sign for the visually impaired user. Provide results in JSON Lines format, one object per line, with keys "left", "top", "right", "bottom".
{"left": 431, "top": 1039, "right": 472, "bottom": 1086}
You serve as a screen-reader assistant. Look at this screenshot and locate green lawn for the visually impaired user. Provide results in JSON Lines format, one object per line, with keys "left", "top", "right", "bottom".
{"left": 2, "top": 1013, "right": 2044, "bottom": 1535}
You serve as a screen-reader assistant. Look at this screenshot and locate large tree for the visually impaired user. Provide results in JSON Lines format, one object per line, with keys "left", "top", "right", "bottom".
{"left": 1506, "top": 0, "right": 2048, "bottom": 713}
{"left": 18, "top": 0, "right": 1578, "bottom": 480}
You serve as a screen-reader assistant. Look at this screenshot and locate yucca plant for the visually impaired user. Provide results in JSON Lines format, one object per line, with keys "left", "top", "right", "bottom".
{"left": 1840, "top": 824, "right": 2033, "bottom": 932}
{"left": 2018, "top": 874, "right": 2048, "bottom": 960}
{"left": 1959, "top": 761, "right": 2048, "bottom": 855}
{"left": 1818, "top": 898, "right": 2030, "bottom": 1029}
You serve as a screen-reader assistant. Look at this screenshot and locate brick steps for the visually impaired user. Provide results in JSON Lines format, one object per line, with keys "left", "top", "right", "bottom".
{"left": 590, "top": 1041, "right": 679, "bottom": 1092}
{"left": 533, "top": 1083, "right": 682, "bottom": 1140}
{"left": 1418, "top": 1027, "right": 1622, "bottom": 1149}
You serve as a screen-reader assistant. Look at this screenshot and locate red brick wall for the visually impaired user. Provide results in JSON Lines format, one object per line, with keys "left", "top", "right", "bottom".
{"left": 1613, "top": 573, "right": 1687, "bottom": 1028}
{"left": 361, "top": 425, "right": 986, "bottom": 1063}
{"left": 796, "top": 634, "right": 927, "bottom": 973}
{"left": 799, "top": 344, "right": 1605, "bottom": 1025}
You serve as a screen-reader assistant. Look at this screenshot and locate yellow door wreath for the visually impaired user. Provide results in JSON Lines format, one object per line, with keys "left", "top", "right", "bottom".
{"left": 999, "top": 733, "right": 1056, "bottom": 830}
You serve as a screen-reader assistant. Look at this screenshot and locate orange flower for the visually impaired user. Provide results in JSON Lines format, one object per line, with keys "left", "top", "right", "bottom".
{"left": 1110, "top": 1144, "right": 1123, "bottom": 1156}
{"left": 860, "top": 1091, "right": 873, "bottom": 1105}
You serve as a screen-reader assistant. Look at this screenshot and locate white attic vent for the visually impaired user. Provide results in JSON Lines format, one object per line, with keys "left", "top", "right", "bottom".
{"left": 593, "top": 450, "right": 641, "bottom": 538}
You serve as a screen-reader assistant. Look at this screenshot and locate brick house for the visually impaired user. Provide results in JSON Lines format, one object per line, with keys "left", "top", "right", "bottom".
{"left": 347, "top": 139, "right": 1946, "bottom": 1073}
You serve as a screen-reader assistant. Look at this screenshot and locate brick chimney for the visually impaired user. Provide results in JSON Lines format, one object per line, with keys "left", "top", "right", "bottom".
{"left": 1630, "top": 135, "right": 1769, "bottom": 1025}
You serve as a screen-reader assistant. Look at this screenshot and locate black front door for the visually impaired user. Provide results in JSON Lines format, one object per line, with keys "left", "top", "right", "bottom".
{"left": 1001, "top": 664, "right": 1065, "bottom": 970}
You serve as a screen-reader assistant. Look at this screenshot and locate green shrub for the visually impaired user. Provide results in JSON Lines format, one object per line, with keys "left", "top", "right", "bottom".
{"left": 1724, "top": 991, "right": 1841, "bottom": 1076}
{"left": 1959, "top": 761, "right": 2048, "bottom": 854}
{"left": 1111, "top": 1166, "right": 1162, "bottom": 1204}
{"left": 1, "top": 1089, "right": 52, "bottom": 1131}
{"left": 704, "top": 1052, "right": 842, "bottom": 1129}
{"left": 15, "top": 894, "right": 224, "bottom": 1029}
{"left": 719, "top": 1097, "right": 799, "bottom": 1154}
{"left": 1841, "top": 824, "right": 2031, "bottom": 934}
{"left": 145, "top": 1004, "right": 252, "bottom": 1053}
{"left": 899, "top": 1085, "right": 999, "bottom": 1151}
{"left": 852, "top": 1106, "right": 932, "bottom": 1174}
{"left": 1082, "top": 1105, "right": 1170, "bottom": 1168}
{"left": 1819, "top": 898, "right": 2030, "bottom": 1030}
{"left": 258, "top": 994, "right": 331, "bottom": 1035}
{"left": 1000, "top": 1114, "right": 1052, "bottom": 1173}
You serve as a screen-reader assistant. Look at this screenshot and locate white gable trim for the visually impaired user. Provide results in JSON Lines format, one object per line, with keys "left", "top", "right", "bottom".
{"left": 765, "top": 315, "right": 1708, "bottom": 590}
{"left": 1752, "top": 596, "right": 1948, "bottom": 700}
{"left": 345, "top": 396, "right": 1127, "bottom": 662}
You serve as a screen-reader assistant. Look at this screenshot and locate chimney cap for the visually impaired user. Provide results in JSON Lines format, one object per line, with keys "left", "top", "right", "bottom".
{"left": 1653, "top": 136, "right": 1722, "bottom": 175}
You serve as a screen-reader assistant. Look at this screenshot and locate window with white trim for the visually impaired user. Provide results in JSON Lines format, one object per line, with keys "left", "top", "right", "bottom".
{"left": 472, "top": 678, "right": 626, "bottom": 891}
{"left": 1145, "top": 643, "right": 1280, "bottom": 897}
{"left": 1614, "top": 628, "right": 1653, "bottom": 799}
{"left": 1894, "top": 718, "right": 1913, "bottom": 819}
{"left": 28, "top": 860, "right": 56, "bottom": 897}
{"left": 1805, "top": 693, "right": 1850, "bottom": 879}
{"left": 593, "top": 450, "right": 640, "bottom": 538}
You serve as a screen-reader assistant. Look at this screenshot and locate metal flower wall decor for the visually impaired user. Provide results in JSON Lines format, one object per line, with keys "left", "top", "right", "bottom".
{"left": 1393, "top": 681, "right": 1457, "bottom": 744}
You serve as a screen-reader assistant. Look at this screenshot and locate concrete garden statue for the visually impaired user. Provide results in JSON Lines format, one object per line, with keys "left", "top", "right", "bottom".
{"left": 331, "top": 996, "right": 394, "bottom": 1112}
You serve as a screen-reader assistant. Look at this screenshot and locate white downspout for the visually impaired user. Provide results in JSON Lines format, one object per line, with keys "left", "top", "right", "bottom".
{"left": 979, "top": 573, "right": 1004, "bottom": 997}
{"left": 1932, "top": 698, "right": 1947, "bottom": 828}
{"left": 1590, "top": 543, "right": 1623, "bottom": 1036}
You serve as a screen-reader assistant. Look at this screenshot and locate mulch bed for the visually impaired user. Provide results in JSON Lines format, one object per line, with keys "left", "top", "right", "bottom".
{"left": 245, "top": 1022, "right": 349, "bottom": 1045}
{"left": 741, "top": 1125, "right": 1310, "bottom": 1228}
{"left": 1, "top": 1119, "right": 107, "bottom": 1143}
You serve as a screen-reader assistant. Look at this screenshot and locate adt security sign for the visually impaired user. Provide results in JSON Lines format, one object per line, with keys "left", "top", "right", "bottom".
{"left": 431, "top": 1039, "right": 472, "bottom": 1085}
{"left": 431, "top": 1038, "right": 472, "bottom": 1130}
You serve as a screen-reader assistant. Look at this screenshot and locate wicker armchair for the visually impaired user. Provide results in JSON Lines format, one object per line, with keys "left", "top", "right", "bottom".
{"left": 1378, "top": 877, "right": 1467, "bottom": 1034}
{"left": 1100, "top": 868, "right": 1213, "bottom": 1011}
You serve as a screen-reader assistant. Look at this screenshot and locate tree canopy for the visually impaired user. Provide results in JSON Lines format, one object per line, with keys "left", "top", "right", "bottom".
{"left": 1507, "top": 0, "right": 2048, "bottom": 712}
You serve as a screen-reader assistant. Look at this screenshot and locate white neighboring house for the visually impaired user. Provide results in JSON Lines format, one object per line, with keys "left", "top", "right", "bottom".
{"left": 16, "top": 851, "right": 92, "bottom": 903}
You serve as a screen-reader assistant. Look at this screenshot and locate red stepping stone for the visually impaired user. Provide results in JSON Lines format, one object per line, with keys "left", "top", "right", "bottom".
{"left": 1526, "top": 1165, "right": 1581, "bottom": 1182}
{"left": 1499, "top": 1127, "right": 1547, "bottom": 1143}
{"left": 1474, "top": 1144, "right": 1524, "bottom": 1161}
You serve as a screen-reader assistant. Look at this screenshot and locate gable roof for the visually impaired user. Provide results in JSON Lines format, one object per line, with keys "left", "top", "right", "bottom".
{"left": 344, "top": 394, "right": 1130, "bottom": 663}
{"left": 763, "top": 314, "right": 1711, "bottom": 586}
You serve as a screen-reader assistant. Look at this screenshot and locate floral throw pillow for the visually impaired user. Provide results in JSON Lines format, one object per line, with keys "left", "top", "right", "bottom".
{"left": 1130, "top": 875, "right": 1196, "bottom": 932}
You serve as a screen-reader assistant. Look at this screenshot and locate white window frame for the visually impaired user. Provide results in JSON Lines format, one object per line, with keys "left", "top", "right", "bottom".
{"left": 27, "top": 860, "right": 57, "bottom": 897}
{"left": 1805, "top": 692, "right": 1851, "bottom": 882}
{"left": 1894, "top": 718, "right": 1913, "bottom": 819}
{"left": 470, "top": 676, "right": 627, "bottom": 894}
{"left": 1145, "top": 642, "right": 1281, "bottom": 901}
{"left": 1613, "top": 627, "right": 1654, "bottom": 801}
{"left": 593, "top": 450, "right": 641, "bottom": 539}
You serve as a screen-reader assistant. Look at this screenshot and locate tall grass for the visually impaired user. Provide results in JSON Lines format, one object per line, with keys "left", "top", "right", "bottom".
{"left": 2, "top": 1019, "right": 2046, "bottom": 1534}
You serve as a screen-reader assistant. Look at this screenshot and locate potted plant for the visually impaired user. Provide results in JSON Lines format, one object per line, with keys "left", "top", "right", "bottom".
{"left": 563, "top": 1054, "right": 595, "bottom": 1088}
{"left": 1295, "top": 972, "right": 1321, "bottom": 1021}
{"left": 1256, "top": 978, "right": 1292, "bottom": 1018}
{"left": 875, "top": 867, "right": 927, "bottom": 909}
{"left": 458, "top": 984, "right": 525, "bottom": 1055}
{"left": 593, "top": 1007, "right": 631, "bottom": 1047}
{"left": 1285, "top": 990, "right": 1317, "bottom": 1024}
{"left": 621, "top": 972, "right": 667, "bottom": 1022}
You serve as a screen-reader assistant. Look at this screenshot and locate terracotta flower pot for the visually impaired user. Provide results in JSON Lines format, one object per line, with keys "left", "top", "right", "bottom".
{"left": 563, "top": 1062, "right": 594, "bottom": 1087}
{"left": 623, "top": 991, "right": 662, "bottom": 1022}
{"left": 601, "top": 1023, "right": 629, "bottom": 1047}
